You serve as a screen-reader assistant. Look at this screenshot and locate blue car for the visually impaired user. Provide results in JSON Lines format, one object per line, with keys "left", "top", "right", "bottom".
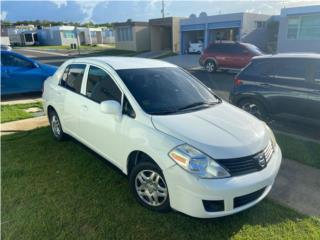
{"left": 1, "top": 50, "right": 57, "bottom": 95}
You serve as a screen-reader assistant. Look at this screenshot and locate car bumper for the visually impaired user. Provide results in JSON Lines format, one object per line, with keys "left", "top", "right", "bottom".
{"left": 163, "top": 144, "right": 282, "bottom": 218}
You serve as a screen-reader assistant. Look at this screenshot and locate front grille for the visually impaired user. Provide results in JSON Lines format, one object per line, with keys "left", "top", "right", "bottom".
{"left": 234, "top": 187, "right": 266, "bottom": 208}
{"left": 215, "top": 141, "right": 273, "bottom": 177}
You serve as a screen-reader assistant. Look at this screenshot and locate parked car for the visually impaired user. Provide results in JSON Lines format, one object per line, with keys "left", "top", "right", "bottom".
{"left": 1, "top": 51, "right": 57, "bottom": 95}
{"left": 1, "top": 45, "right": 12, "bottom": 51}
{"left": 230, "top": 54, "right": 320, "bottom": 126}
{"left": 188, "top": 41, "right": 203, "bottom": 54}
{"left": 43, "top": 57, "right": 281, "bottom": 218}
{"left": 199, "top": 42, "right": 263, "bottom": 73}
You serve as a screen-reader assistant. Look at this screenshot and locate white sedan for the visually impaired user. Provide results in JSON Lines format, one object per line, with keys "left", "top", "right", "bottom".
{"left": 43, "top": 57, "right": 281, "bottom": 218}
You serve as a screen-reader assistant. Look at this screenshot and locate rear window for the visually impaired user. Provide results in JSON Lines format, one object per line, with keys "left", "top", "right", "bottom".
{"left": 273, "top": 59, "right": 308, "bottom": 81}
{"left": 239, "top": 60, "right": 273, "bottom": 78}
{"left": 60, "top": 64, "right": 86, "bottom": 93}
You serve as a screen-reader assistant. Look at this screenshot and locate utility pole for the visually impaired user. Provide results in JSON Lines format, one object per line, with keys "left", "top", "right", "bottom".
{"left": 161, "top": 0, "right": 165, "bottom": 18}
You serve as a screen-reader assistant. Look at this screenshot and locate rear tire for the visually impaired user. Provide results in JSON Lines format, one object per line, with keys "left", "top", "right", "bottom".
{"left": 205, "top": 60, "right": 216, "bottom": 73}
{"left": 238, "top": 99, "right": 268, "bottom": 120}
{"left": 129, "top": 162, "right": 170, "bottom": 213}
{"left": 49, "top": 110, "right": 65, "bottom": 141}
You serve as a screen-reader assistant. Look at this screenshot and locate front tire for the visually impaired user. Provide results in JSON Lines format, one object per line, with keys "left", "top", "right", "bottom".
{"left": 205, "top": 60, "right": 216, "bottom": 73}
{"left": 49, "top": 110, "right": 65, "bottom": 141}
{"left": 238, "top": 99, "right": 268, "bottom": 120}
{"left": 129, "top": 162, "right": 170, "bottom": 212}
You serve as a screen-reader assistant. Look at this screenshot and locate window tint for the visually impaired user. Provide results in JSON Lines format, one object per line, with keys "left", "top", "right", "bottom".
{"left": 239, "top": 60, "right": 273, "bottom": 78}
{"left": 60, "top": 64, "right": 86, "bottom": 93}
{"left": 1, "top": 53, "right": 33, "bottom": 68}
{"left": 274, "top": 59, "right": 308, "bottom": 81}
{"left": 117, "top": 67, "right": 220, "bottom": 115}
{"left": 86, "top": 66, "right": 122, "bottom": 103}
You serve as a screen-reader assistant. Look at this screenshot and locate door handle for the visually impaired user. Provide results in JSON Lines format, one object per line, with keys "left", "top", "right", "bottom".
{"left": 81, "top": 105, "right": 88, "bottom": 112}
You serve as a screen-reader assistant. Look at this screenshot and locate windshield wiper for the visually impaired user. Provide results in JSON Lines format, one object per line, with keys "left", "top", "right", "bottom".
{"left": 178, "top": 101, "right": 217, "bottom": 111}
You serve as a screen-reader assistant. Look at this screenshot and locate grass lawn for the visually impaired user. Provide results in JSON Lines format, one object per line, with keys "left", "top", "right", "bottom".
{"left": 275, "top": 132, "right": 320, "bottom": 169}
{"left": 2, "top": 127, "right": 320, "bottom": 240}
{"left": 1, "top": 102, "right": 43, "bottom": 123}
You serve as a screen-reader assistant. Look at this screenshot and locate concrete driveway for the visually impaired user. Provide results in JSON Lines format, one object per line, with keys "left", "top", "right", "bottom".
{"left": 162, "top": 54, "right": 201, "bottom": 69}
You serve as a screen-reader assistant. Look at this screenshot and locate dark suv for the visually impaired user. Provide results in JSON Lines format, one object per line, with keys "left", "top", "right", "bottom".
{"left": 230, "top": 54, "right": 320, "bottom": 126}
{"left": 199, "top": 42, "right": 263, "bottom": 73}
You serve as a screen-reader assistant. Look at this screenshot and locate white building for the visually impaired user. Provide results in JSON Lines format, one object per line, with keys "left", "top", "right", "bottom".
{"left": 277, "top": 5, "right": 320, "bottom": 53}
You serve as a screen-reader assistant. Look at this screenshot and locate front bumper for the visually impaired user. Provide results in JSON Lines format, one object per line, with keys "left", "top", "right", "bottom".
{"left": 163, "top": 144, "right": 282, "bottom": 218}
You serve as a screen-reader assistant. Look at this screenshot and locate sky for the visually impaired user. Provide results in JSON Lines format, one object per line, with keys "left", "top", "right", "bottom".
{"left": 1, "top": 0, "right": 320, "bottom": 23}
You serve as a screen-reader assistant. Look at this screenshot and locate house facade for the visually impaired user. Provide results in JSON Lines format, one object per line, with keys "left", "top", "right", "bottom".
{"left": 277, "top": 5, "right": 320, "bottom": 53}
{"left": 149, "top": 17, "right": 182, "bottom": 53}
{"left": 37, "top": 26, "right": 77, "bottom": 46}
{"left": 113, "top": 21, "right": 150, "bottom": 52}
{"left": 180, "top": 12, "right": 271, "bottom": 53}
{"left": 77, "top": 27, "right": 103, "bottom": 45}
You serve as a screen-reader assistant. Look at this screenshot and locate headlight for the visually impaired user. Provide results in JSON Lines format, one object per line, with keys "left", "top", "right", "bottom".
{"left": 169, "top": 144, "right": 230, "bottom": 179}
{"left": 265, "top": 123, "right": 277, "bottom": 148}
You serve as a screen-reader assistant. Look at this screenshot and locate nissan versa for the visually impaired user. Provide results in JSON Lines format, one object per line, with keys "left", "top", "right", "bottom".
{"left": 43, "top": 57, "right": 282, "bottom": 218}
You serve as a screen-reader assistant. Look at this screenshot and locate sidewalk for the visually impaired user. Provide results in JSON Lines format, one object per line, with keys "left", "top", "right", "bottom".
{"left": 1, "top": 116, "right": 49, "bottom": 136}
{"left": 1, "top": 117, "right": 319, "bottom": 216}
{"left": 269, "top": 158, "right": 320, "bottom": 216}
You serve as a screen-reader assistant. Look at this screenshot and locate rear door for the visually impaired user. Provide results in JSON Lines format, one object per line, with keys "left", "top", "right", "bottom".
{"left": 268, "top": 58, "right": 314, "bottom": 119}
{"left": 59, "top": 64, "right": 87, "bottom": 136}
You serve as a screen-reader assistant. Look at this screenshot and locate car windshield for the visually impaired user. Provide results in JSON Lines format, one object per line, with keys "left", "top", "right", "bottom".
{"left": 244, "top": 44, "right": 264, "bottom": 55}
{"left": 117, "top": 67, "right": 220, "bottom": 115}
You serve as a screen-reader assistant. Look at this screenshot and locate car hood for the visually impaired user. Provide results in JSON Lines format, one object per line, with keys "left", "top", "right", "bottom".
{"left": 39, "top": 63, "right": 58, "bottom": 76}
{"left": 151, "top": 102, "right": 269, "bottom": 159}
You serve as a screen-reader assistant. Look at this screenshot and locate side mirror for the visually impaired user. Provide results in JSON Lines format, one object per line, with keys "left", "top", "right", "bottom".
{"left": 100, "top": 100, "right": 121, "bottom": 116}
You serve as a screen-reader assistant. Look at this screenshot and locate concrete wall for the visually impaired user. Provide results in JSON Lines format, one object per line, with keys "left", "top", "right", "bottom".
{"left": 135, "top": 25, "right": 150, "bottom": 52}
{"left": 38, "top": 29, "right": 62, "bottom": 45}
{"left": 241, "top": 13, "right": 272, "bottom": 51}
{"left": 172, "top": 17, "right": 181, "bottom": 53}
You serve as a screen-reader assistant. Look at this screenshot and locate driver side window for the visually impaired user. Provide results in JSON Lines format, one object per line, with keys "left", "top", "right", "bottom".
{"left": 85, "top": 65, "right": 122, "bottom": 103}
{"left": 1, "top": 53, "right": 34, "bottom": 68}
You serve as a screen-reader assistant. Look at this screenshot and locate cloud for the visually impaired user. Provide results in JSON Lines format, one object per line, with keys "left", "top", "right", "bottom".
{"left": 75, "top": 1, "right": 108, "bottom": 23}
{"left": 49, "top": 0, "right": 68, "bottom": 8}
{"left": 0, "top": 11, "right": 8, "bottom": 21}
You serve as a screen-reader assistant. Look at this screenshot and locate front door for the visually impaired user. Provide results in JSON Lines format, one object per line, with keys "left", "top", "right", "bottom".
{"left": 77, "top": 65, "right": 124, "bottom": 167}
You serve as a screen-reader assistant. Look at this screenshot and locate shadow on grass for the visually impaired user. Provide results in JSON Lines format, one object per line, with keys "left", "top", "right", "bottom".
{"left": 2, "top": 127, "right": 318, "bottom": 240}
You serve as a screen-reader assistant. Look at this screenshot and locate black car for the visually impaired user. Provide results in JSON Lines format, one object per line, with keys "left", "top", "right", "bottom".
{"left": 230, "top": 54, "right": 320, "bottom": 126}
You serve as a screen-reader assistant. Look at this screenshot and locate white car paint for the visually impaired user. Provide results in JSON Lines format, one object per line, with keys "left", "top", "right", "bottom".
{"left": 43, "top": 57, "right": 281, "bottom": 218}
{"left": 188, "top": 42, "right": 203, "bottom": 54}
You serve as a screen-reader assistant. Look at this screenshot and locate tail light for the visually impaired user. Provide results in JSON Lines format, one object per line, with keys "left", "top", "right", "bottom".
{"left": 234, "top": 77, "right": 242, "bottom": 86}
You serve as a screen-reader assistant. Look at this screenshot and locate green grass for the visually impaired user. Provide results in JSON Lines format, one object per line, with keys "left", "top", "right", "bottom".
{"left": 2, "top": 127, "right": 320, "bottom": 240}
{"left": 1, "top": 102, "right": 43, "bottom": 123}
{"left": 275, "top": 132, "right": 320, "bottom": 169}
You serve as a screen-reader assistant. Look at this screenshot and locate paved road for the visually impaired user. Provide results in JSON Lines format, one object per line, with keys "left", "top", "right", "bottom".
{"left": 11, "top": 48, "right": 320, "bottom": 140}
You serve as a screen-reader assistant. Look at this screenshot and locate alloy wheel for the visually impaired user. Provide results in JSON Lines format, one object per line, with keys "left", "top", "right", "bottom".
{"left": 135, "top": 170, "right": 168, "bottom": 207}
{"left": 51, "top": 115, "right": 61, "bottom": 137}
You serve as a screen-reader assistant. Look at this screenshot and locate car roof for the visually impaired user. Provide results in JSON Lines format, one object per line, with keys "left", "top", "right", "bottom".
{"left": 253, "top": 53, "right": 320, "bottom": 60}
{"left": 69, "top": 57, "right": 177, "bottom": 70}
